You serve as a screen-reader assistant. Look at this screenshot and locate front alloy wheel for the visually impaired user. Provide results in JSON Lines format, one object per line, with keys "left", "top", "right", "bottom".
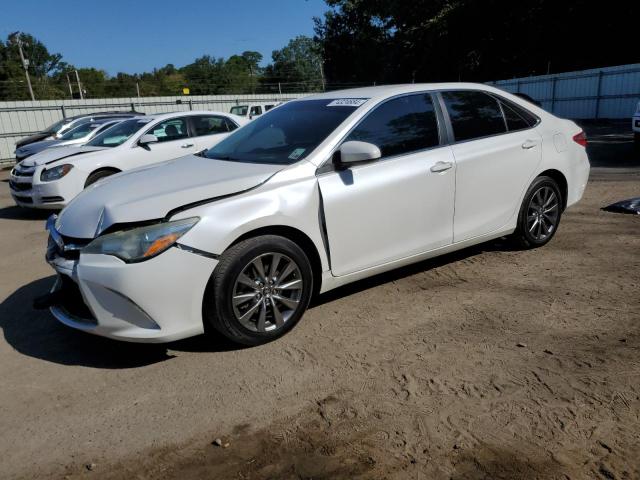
{"left": 204, "top": 235, "right": 313, "bottom": 346}
{"left": 232, "top": 253, "right": 304, "bottom": 333}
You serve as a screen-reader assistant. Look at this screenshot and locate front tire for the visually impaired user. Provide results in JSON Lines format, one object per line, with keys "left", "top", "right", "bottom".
{"left": 204, "top": 235, "right": 313, "bottom": 346}
{"left": 512, "top": 176, "right": 562, "bottom": 249}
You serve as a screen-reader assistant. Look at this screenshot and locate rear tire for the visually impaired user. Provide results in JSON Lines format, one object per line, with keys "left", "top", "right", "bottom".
{"left": 203, "top": 235, "right": 313, "bottom": 346}
{"left": 85, "top": 169, "right": 117, "bottom": 188}
{"left": 511, "top": 176, "right": 562, "bottom": 249}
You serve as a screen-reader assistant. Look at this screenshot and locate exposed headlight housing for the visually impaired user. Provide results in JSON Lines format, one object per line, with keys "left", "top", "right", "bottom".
{"left": 40, "top": 164, "right": 73, "bottom": 182}
{"left": 83, "top": 217, "right": 200, "bottom": 262}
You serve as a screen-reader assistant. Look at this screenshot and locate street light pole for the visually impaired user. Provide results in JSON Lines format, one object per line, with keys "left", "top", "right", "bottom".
{"left": 10, "top": 32, "right": 35, "bottom": 101}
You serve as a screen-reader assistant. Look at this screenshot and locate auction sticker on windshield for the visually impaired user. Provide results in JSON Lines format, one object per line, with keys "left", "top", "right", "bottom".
{"left": 327, "top": 98, "right": 368, "bottom": 107}
{"left": 288, "top": 148, "right": 306, "bottom": 160}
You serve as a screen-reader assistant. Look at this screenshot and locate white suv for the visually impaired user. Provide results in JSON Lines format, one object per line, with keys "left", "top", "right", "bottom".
{"left": 9, "top": 111, "right": 247, "bottom": 209}
{"left": 230, "top": 102, "right": 280, "bottom": 119}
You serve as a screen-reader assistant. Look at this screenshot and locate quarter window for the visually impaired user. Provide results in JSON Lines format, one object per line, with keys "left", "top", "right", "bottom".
{"left": 442, "top": 91, "right": 507, "bottom": 141}
{"left": 149, "top": 118, "right": 189, "bottom": 142}
{"left": 345, "top": 93, "right": 440, "bottom": 158}
{"left": 497, "top": 97, "right": 539, "bottom": 129}
{"left": 500, "top": 101, "right": 531, "bottom": 131}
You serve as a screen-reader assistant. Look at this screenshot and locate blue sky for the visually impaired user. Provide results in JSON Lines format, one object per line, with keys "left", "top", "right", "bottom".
{"left": 1, "top": 0, "right": 328, "bottom": 75}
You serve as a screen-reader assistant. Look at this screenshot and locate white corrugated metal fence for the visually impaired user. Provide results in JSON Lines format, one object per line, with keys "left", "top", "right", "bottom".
{"left": 490, "top": 63, "right": 640, "bottom": 120}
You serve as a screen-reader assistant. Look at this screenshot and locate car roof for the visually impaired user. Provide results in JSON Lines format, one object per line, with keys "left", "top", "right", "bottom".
{"left": 132, "top": 110, "right": 241, "bottom": 122}
{"left": 65, "top": 111, "right": 143, "bottom": 121}
{"left": 302, "top": 82, "right": 505, "bottom": 101}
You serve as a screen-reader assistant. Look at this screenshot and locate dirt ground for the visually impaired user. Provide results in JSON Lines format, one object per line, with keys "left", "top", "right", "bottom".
{"left": 0, "top": 164, "right": 639, "bottom": 479}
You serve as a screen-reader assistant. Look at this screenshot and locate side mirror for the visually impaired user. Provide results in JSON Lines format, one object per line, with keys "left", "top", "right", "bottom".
{"left": 335, "top": 141, "right": 381, "bottom": 167}
{"left": 138, "top": 134, "right": 158, "bottom": 146}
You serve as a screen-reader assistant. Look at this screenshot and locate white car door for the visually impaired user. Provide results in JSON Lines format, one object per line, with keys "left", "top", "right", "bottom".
{"left": 188, "top": 115, "right": 238, "bottom": 151}
{"left": 441, "top": 90, "right": 542, "bottom": 242}
{"left": 134, "top": 117, "right": 196, "bottom": 168}
{"left": 318, "top": 93, "right": 456, "bottom": 277}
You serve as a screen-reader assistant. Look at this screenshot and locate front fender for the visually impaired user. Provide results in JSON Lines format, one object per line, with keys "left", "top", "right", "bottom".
{"left": 174, "top": 176, "right": 330, "bottom": 271}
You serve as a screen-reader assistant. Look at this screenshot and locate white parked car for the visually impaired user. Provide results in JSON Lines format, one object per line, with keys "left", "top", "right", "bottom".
{"left": 633, "top": 100, "right": 640, "bottom": 143}
{"left": 9, "top": 111, "right": 247, "bottom": 209}
{"left": 40, "top": 84, "right": 590, "bottom": 345}
{"left": 230, "top": 102, "right": 279, "bottom": 119}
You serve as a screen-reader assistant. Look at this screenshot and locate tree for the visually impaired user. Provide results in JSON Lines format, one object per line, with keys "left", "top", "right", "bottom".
{"left": 0, "top": 32, "right": 66, "bottom": 100}
{"left": 264, "top": 36, "right": 324, "bottom": 91}
{"left": 315, "top": 0, "right": 640, "bottom": 84}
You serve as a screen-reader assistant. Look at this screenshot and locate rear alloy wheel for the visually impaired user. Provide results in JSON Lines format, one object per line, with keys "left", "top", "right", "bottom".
{"left": 512, "top": 176, "right": 562, "bottom": 248}
{"left": 204, "top": 235, "right": 313, "bottom": 346}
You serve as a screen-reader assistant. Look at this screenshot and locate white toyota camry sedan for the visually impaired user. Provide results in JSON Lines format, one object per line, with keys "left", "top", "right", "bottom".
{"left": 10, "top": 111, "right": 247, "bottom": 209}
{"left": 40, "top": 84, "right": 590, "bottom": 345}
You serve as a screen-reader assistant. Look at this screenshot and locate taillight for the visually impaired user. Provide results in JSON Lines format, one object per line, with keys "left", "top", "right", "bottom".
{"left": 572, "top": 131, "right": 587, "bottom": 147}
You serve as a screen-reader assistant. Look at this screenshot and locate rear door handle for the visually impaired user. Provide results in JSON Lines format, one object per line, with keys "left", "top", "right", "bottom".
{"left": 181, "top": 143, "right": 194, "bottom": 148}
{"left": 430, "top": 161, "right": 453, "bottom": 173}
{"left": 521, "top": 139, "right": 538, "bottom": 149}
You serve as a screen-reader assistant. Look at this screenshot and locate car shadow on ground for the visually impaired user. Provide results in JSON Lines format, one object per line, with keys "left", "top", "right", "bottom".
{"left": 0, "top": 276, "right": 241, "bottom": 369}
{"left": 0, "top": 205, "right": 55, "bottom": 221}
{"left": 1, "top": 239, "right": 516, "bottom": 369}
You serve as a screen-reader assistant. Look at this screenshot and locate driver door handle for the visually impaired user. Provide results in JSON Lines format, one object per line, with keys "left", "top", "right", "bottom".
{"left": 181, "top": 143, "right": 194, "bottom": 148}
{"left": 430, "top": 161, "right": 453, "bottom": 173}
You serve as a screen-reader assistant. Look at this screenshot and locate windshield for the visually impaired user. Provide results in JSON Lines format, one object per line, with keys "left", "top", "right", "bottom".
{"left": 59, "top": 122, "right": 99, "bottom": 140}
{"left": 87, "top": 118, "right": 149, "bottom": 148}
{"left": 207, "top": 99, "right": 364, "bottom": 165}
{"left": 45, "top": 118, "right": 69, "bottom": 134}
{"left": 230, "top": 106, "right": 249, "bottom": 116}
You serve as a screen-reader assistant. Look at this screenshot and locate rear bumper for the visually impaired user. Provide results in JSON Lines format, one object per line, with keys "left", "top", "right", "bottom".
{"left": 47, "top": 247, "right": 217, "bottom": 343}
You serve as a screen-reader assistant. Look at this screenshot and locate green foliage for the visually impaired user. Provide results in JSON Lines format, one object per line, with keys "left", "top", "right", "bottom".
{"left": 315, "top": 0, "right": 640, "bottom": 84}
{"left": 264, "top": 36, "right": 324, "bottom": 91}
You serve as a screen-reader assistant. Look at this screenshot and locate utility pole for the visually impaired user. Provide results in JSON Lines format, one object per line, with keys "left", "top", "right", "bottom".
{"left": 65, "top": 72, "right": 74, "bottom": 99}
{"left": 136, "top": 82, "right": 141, "bottom": 98}
{"left": 10, "top": 32, "right": 35, "bottom": 101}
{"left": 74, "top": 69, "right": 84, "bottom": 99}
{"left": 319, "top": 61, "right": 326, "bottom": 91}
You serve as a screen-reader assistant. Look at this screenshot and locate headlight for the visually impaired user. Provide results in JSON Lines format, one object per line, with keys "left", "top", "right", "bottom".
{"left": 83, "top": 217, "right": 199, "bottom": 262}
{"left": 40, "top": 164, "right": 73, "bottom": 182}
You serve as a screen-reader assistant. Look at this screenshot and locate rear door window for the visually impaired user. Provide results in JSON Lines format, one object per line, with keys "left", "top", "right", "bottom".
{"left": 345, "top": 93, "right": 440, "bottom": 158}
{"left": 191, "top": 115, "right": 230, "bottom": 136}
{"left": 442, "top": 91, "right": 507, "bottom": 142}
{"left": 250, "top": 106, "right": 263, "bottom": 116}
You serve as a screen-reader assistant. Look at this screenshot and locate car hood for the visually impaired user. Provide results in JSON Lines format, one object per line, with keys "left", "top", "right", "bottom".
{"left": 16, "top": 139, "right": 60, "bottom": 156}
{"left": 56, "top": 155, "right": 284, "bottom": 239}
{"left": 20, "top": 145, "right": 107, "bottom": 167}
{"left": 15, "top": 132, "right": 51, "bottom": 148}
